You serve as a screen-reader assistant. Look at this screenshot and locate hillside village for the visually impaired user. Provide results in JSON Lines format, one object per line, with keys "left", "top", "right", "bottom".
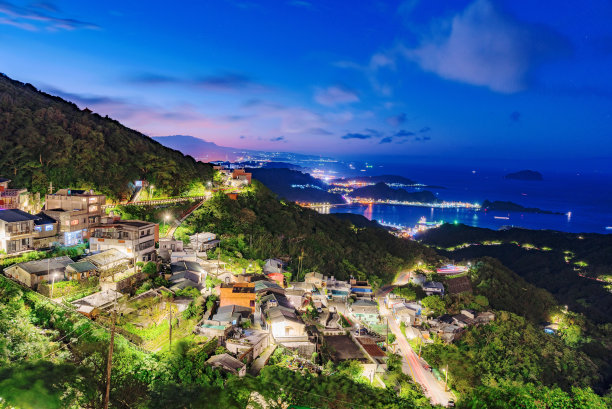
{"left": 0, "top": 168, "right": 494, "bottom": 406}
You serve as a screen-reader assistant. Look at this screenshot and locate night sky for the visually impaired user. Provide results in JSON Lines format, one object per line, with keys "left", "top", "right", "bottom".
{"left": 1, "top": 0, "right": 611, "bottom": 169}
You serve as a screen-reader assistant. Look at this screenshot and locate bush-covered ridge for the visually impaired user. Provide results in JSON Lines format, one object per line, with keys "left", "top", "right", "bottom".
{"left": 0, "top": 73, "right": 213, "bottom": 199}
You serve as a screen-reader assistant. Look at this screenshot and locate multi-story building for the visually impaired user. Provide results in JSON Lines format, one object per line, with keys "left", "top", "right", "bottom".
{"left": 0, "top": 209, "right": 39, "bottom": 254}
{"left": 0, "top": 178, "right": 32, "bottom": 211}
{"left": 230, "top": 169, "right": 252, "bottom": 187}
{"left": 43, "top": 189, "right": 106, "bottom": 246}
{"left": 89, "top": 219, "right": 158, "bottom": 262}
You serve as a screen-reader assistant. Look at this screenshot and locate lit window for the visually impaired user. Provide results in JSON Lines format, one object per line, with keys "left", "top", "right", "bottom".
{"left": 45, "top": 225, "right": 54, "bottom": 231}
{"left": 71, "top": 220, "right": 79, "bottom": 225}
{"left": 34, "top": 226, "right": 42, "bottom": 232}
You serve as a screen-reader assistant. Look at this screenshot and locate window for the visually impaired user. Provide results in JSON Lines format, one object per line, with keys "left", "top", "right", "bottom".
{"left": 88, "top": 205, "right": 97, "bottom": 212}
{"left": 71, "top": 220, "right": 79, "bottom": 226}
{"left": 45, "top": 225, "right": 54, "bottom": 231}
{"left": 34, "top": 226, "right": 42, "bottom": 232}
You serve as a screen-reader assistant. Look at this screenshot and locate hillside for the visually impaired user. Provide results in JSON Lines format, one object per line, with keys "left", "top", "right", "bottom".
{"left": 350, "top": 182, "right": 439, "bottom": 202}
{"left": 178, "top": 182, "right": 438, "bottom": 286}
{"left": 248, "top": 168, "right": 345, "bottom": 204}
{"left": 0, "top": 74, "right": 213, "bottom": 199}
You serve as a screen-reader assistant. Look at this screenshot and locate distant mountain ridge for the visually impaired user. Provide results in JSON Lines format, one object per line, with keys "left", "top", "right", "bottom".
{"left": 153, "top": 134, "right": 329, "bottom": 163}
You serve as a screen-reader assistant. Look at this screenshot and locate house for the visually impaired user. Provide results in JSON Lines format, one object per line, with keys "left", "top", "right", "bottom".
{"left": 350, "top": 299, "right": 380, "bottom": 326}
{"left": 230, "top": 169, "right": 252, "bottom": 187}
{"left": 32, "top": 212, "right": 59, "bottom": 249}
{"left": 4, "top": 256, "right": 73, "bottom": 289}
{"left": 157, "top": 237, "right": 184, "bottom": 260}
{"left": 263, "top": 258, "right": 284, "bottom": 275}
{"left": 267, "top": 306, "right": 306, "bottom": 339}
{"left": 304, "top": 271, "right": 324, "bottom": 287}
{"left": 0, "top": 208, "right": 40, "bottom": 254}
{"left": 170, "top": 261, "right": 207, "bottom": 282}
{"left": 206, "top": 353, "right": 246, "bottom": 377}
{"left": 0, "top": 178, "right": 28, "bottom": 210}
{"left": 285, "top": 289, "right": 307, "bottom": 310}
{"left": 350, "top": 279, "right": 373, "bottom": 299}
{"left": 43, "top": 189, "right": 105, "bottom": 245}
{"left": 452, "top": 311, "right": 476, "bottom": 328}
{"left": 83, "top": 248, "right": 131, "bottom": 272}
{"left": 89, "top": 219, "right": 158, "bottom": 263}
{"left": 476, "top": 311, "right": 495, "bottom": 324}
{"left": 225, "top": 330, "right": 269, "bottom": 362}
{"left": 219, "top": 283, "right": 256, "bottom": 312}
{"left": 422, "top": 281, "right": 445, "bottom": 296}
{"left": 446, "top": 276, "right": 472, "bottom": 295}
{"left": 65, "top": 261, "right": 98, "bottom": 281}
{"left": 393, "top": 303, "right": 417, "bottom": 325}
{"left": 212, "top": 304, "right": 252, "bottom": 325}
{"left": 253, "top": 280, "right": 284, "bottom": 295}
{"left": 188, "top": 232, "right": 219, "bottom": 251}
{"left": 287, "top": 281, "right": 316, "bottom": 293}
{"left": 197, "top": 320, "right": 232, "bottom": 339}
{"left": 266, "top": 272, "right": 285, "bottom": 287}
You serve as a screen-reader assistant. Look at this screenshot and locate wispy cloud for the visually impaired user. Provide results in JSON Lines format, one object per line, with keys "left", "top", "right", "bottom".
{"left": 379, "top": 137, "right": 393, "bottom": 144}
{"left": 127, "top": 72, "right": 267, "bottom": 92}
{"left": 395, "top": 129, "right": 415, "bottom": 138}
{"left": 341, "top": 133, "right": 372, "bottom": 140}
{"left": 314, "top": 85, "right": 359, "bottom": 107}
{"left": 270, "top": 136, "right": 286, "bottom": 142}
{"left": 400, "top": 0, "right": 570, "bottom": 93}
{"left": 0, "top": 1, "right": 98, "bottom": 31}
{"left": 419, "top": 126, "right": 431, "bottom": 133}
{"left": 387, "top": 112, "right": 407, "bottom": 126}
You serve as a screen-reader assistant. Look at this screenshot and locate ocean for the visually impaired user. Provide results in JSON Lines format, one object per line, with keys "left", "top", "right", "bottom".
{"left": 327, "top": 163, "right": 612, "bottom": 234}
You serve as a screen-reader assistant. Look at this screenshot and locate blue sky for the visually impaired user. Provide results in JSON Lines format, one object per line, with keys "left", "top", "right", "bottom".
{"left": 1, "top": 0, "right": 611, "bottom": 169}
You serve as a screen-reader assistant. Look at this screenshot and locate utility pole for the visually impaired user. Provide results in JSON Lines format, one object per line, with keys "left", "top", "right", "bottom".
{"left": 103, "top": 310, "right": 116, "bottom": 409}
{"left": 168, "top": 301, "right": 173, "bottom": 349}
{"left": 385, "top": 317, "right": 389, "bottom": 350}
{"left": 418, "top": 337, "right": 422, "bottom": 358}
{"left": 444, "top": 364, "right": 449, "bottom": 392}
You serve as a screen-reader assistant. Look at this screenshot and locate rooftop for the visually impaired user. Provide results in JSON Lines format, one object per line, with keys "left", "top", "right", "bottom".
{"left": 84, "top": 248, "right": 130, "bottom": 267}
{"left": 0, "top": 209, "right": 40, "bottom": 223}
{"left": 66, "top": 261, "right": 97, "bottom": 273}
{"left": 72, "top": 289, "right": 121, "bottom": 308}
{"left": 206, "top": 353, "right": 245, "bottom": 372}
{"left": 8, "top": 256, "right": 73, "bottom": 276}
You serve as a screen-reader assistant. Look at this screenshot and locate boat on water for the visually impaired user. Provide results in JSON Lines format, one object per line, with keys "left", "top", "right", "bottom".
{"left": 494, "top": 216, "right": 510, "bottom": 220}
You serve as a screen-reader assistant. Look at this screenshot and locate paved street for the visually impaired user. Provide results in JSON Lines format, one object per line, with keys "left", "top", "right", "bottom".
{"left": 378, "top": 302, "right": 454, "bottom": 407}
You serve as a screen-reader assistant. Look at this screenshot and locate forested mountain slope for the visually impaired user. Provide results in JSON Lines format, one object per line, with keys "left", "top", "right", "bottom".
{"left": 0, "top": 73, "right": 212, "bottom": 199}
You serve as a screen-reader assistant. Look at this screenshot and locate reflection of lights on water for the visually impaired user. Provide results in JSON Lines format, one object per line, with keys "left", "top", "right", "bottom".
{"left": 567, "top": 211, "right": 572, "bottom": 222}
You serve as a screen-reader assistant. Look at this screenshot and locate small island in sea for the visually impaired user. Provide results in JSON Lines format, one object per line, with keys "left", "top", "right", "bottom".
{"left": 349, "top": 182, "right": 439, "bottom": 202}
{"left": 481, "top": 200, "right": 563, "bottom": 215}
{"left": 504, "top": 170, "right": 543, "bottom": 181}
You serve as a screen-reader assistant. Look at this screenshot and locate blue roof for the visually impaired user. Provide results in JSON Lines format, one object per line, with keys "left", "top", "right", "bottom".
{"left": 0, "top": 209, "right": 39, "bottom": 223}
